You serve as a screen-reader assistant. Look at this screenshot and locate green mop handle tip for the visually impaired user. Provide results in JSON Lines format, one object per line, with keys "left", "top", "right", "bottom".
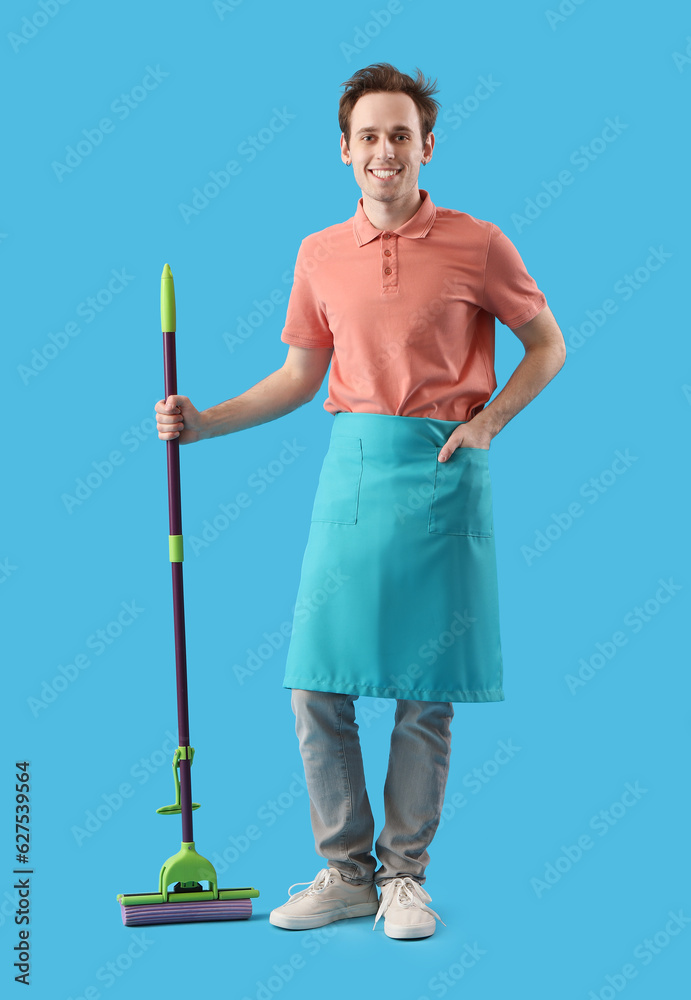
{"left": 160, "top": 263, "right": 176, "bottom": 333}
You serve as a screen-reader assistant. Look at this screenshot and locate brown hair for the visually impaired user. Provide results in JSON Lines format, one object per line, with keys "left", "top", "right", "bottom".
{"left": 338, "top": 62, "right": 441, "bottom": 151}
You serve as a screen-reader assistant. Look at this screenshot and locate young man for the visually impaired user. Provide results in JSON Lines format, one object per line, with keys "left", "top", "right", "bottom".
{"left": 155, "top": 63, "right": 566, "bottom": 940}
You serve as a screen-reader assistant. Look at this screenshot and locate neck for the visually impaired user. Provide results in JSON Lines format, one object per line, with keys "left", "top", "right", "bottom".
{"left": 362, "top": 187, "right": 424, "bottom": 232}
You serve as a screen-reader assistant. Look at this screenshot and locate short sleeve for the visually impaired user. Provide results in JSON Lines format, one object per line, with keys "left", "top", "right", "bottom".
{"left": 481, "top": 224, "right": 547, "bottom": 329}
{"left": 280, "top": 239, "right": 334, "bottom": 348}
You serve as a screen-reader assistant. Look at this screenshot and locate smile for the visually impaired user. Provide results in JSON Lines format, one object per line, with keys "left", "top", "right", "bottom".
{"left": 369, "top": 168, "right": 402, "bottom": 180}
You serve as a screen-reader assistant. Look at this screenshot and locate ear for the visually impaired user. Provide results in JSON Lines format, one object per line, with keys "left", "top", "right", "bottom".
{"left": 340, "top": 133, "right": 351, "bottom": 164}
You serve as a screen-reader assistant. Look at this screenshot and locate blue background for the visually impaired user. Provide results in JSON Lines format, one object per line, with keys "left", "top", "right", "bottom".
{"left": 4, "top": 1, "right": 690, "bottom": 997}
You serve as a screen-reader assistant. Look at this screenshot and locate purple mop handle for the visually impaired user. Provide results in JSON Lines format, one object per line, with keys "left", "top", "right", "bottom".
{"left": 162, "top": 328, "right": 194, "bottom": 845}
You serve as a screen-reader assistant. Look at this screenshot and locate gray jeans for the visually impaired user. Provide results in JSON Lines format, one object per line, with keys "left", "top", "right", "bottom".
{"left": 290, "top": 688, "right": 454, "bottom": 887}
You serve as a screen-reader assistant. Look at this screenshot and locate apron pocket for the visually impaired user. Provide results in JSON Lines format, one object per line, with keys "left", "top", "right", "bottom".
{"left": 429, "top": 446, "right": 493, "bottom": 537}
{"left": 311, "top": 436, "right": 363, "bottom": 524}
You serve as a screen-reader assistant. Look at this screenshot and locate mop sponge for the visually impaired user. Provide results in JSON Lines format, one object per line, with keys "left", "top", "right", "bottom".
{"left": 118, "top": 891, "right": 257, "bottom": 926}
{"left": 117, "top": 841, "right": 259, "bottom": 926}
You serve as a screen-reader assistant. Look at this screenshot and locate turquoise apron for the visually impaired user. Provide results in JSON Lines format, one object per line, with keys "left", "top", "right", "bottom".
{"left": 282, "top": 412, "right": 504, "bottom": 703}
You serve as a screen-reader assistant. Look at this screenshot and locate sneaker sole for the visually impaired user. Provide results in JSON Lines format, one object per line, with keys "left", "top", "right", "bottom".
{"left": 269, "top": 901, "right": 379, "bottom": 930}
{"left": 384, "top": 920, "right": 437, "bottom": 940}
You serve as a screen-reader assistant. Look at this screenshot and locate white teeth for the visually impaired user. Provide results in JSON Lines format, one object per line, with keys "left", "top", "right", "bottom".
{"left": 371, "top": 169, "right": 399, "bottom": 177}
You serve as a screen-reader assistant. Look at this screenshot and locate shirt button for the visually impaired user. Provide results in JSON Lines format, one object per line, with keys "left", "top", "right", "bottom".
{"left": 383, "top": 233, "right": 391, "bottom": 239}
{"left": 384, "top": 267, "right": 392, "bottom": 274}
{"left": 384, "top": 249, "right": 391, "bottom": 256}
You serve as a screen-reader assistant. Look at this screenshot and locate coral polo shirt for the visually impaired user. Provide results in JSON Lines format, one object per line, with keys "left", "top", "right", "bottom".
{"left": 280, "top": 188, "right": 547, "bottom": 422}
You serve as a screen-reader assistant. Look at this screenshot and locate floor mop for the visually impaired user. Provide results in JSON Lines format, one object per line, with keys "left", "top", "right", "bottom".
{"left": 117, "top": 264, "right": 259, "bottom": 926}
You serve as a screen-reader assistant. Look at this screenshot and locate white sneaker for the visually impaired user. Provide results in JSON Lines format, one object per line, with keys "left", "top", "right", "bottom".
{"left": 373, "top": 876, "right": 446, "bottom": 939}
{"left": 269, "top": 867, "right": 379, "bottom": 930}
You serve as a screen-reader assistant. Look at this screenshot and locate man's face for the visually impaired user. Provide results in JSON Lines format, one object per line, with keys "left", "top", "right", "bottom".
{"left": 340, "top": 91, "right": 434, "bottom": 204}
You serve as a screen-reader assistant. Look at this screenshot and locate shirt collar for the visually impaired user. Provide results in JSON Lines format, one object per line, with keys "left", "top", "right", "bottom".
{"left": 353, "top": 188, "right": 437, "bottom": 246}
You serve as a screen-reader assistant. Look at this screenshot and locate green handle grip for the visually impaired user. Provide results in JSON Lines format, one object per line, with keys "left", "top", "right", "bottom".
{"left": 160, "top": 263, "right": 176, "bottom": 332}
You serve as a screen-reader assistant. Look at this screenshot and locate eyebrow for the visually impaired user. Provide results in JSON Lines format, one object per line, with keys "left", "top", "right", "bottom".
{"left": 354, "top": 125, "right": 414, "bottom": 135}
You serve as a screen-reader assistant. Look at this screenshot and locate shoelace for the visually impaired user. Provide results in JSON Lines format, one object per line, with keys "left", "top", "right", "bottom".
{"left": 286, "top": 867, "right": 335, "bottom": 902}
{"left": 373, "top": 876, "right": 446, "bottom": 929}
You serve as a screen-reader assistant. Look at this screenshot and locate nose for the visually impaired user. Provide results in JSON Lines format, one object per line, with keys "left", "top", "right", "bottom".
{"left": 373, "top": 136, "right": 397, "bottom": 160}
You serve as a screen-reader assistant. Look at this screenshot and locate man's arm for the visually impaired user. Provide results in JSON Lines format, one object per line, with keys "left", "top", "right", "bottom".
{"left": 438, "top": 305, "right": 566, "bottom": 459}
{"left": 155, "top": 344, "right": 333, "bottom": 443}
{"left": 201, "top": 344, "right": 334, "bottom": 440}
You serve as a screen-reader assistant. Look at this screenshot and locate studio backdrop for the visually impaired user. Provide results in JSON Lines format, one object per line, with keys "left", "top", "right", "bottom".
{"left": 5, "top": 1, "right": 689, "bottom": 998}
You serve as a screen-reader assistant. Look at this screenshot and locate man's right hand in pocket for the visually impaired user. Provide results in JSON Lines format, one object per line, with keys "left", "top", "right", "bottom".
{"left": 154, "top": 395, "right": 205, "bottom": 444}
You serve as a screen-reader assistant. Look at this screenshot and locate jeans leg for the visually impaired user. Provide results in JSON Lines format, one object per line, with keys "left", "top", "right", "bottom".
{"left": 374, "top": 699, "right": 454, "bottom": 886}
{"left": 291, "top": 688, "right": 376, "bottom": 884}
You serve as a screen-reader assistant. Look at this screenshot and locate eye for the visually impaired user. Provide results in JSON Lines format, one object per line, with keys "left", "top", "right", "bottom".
{"left": 361, "top": 135, "right": 410, "bottom": 141}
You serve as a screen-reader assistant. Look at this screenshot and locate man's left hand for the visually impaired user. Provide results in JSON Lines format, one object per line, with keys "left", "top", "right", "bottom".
{"left": 438, "top": 421, "right": 492, "bottom": 461}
